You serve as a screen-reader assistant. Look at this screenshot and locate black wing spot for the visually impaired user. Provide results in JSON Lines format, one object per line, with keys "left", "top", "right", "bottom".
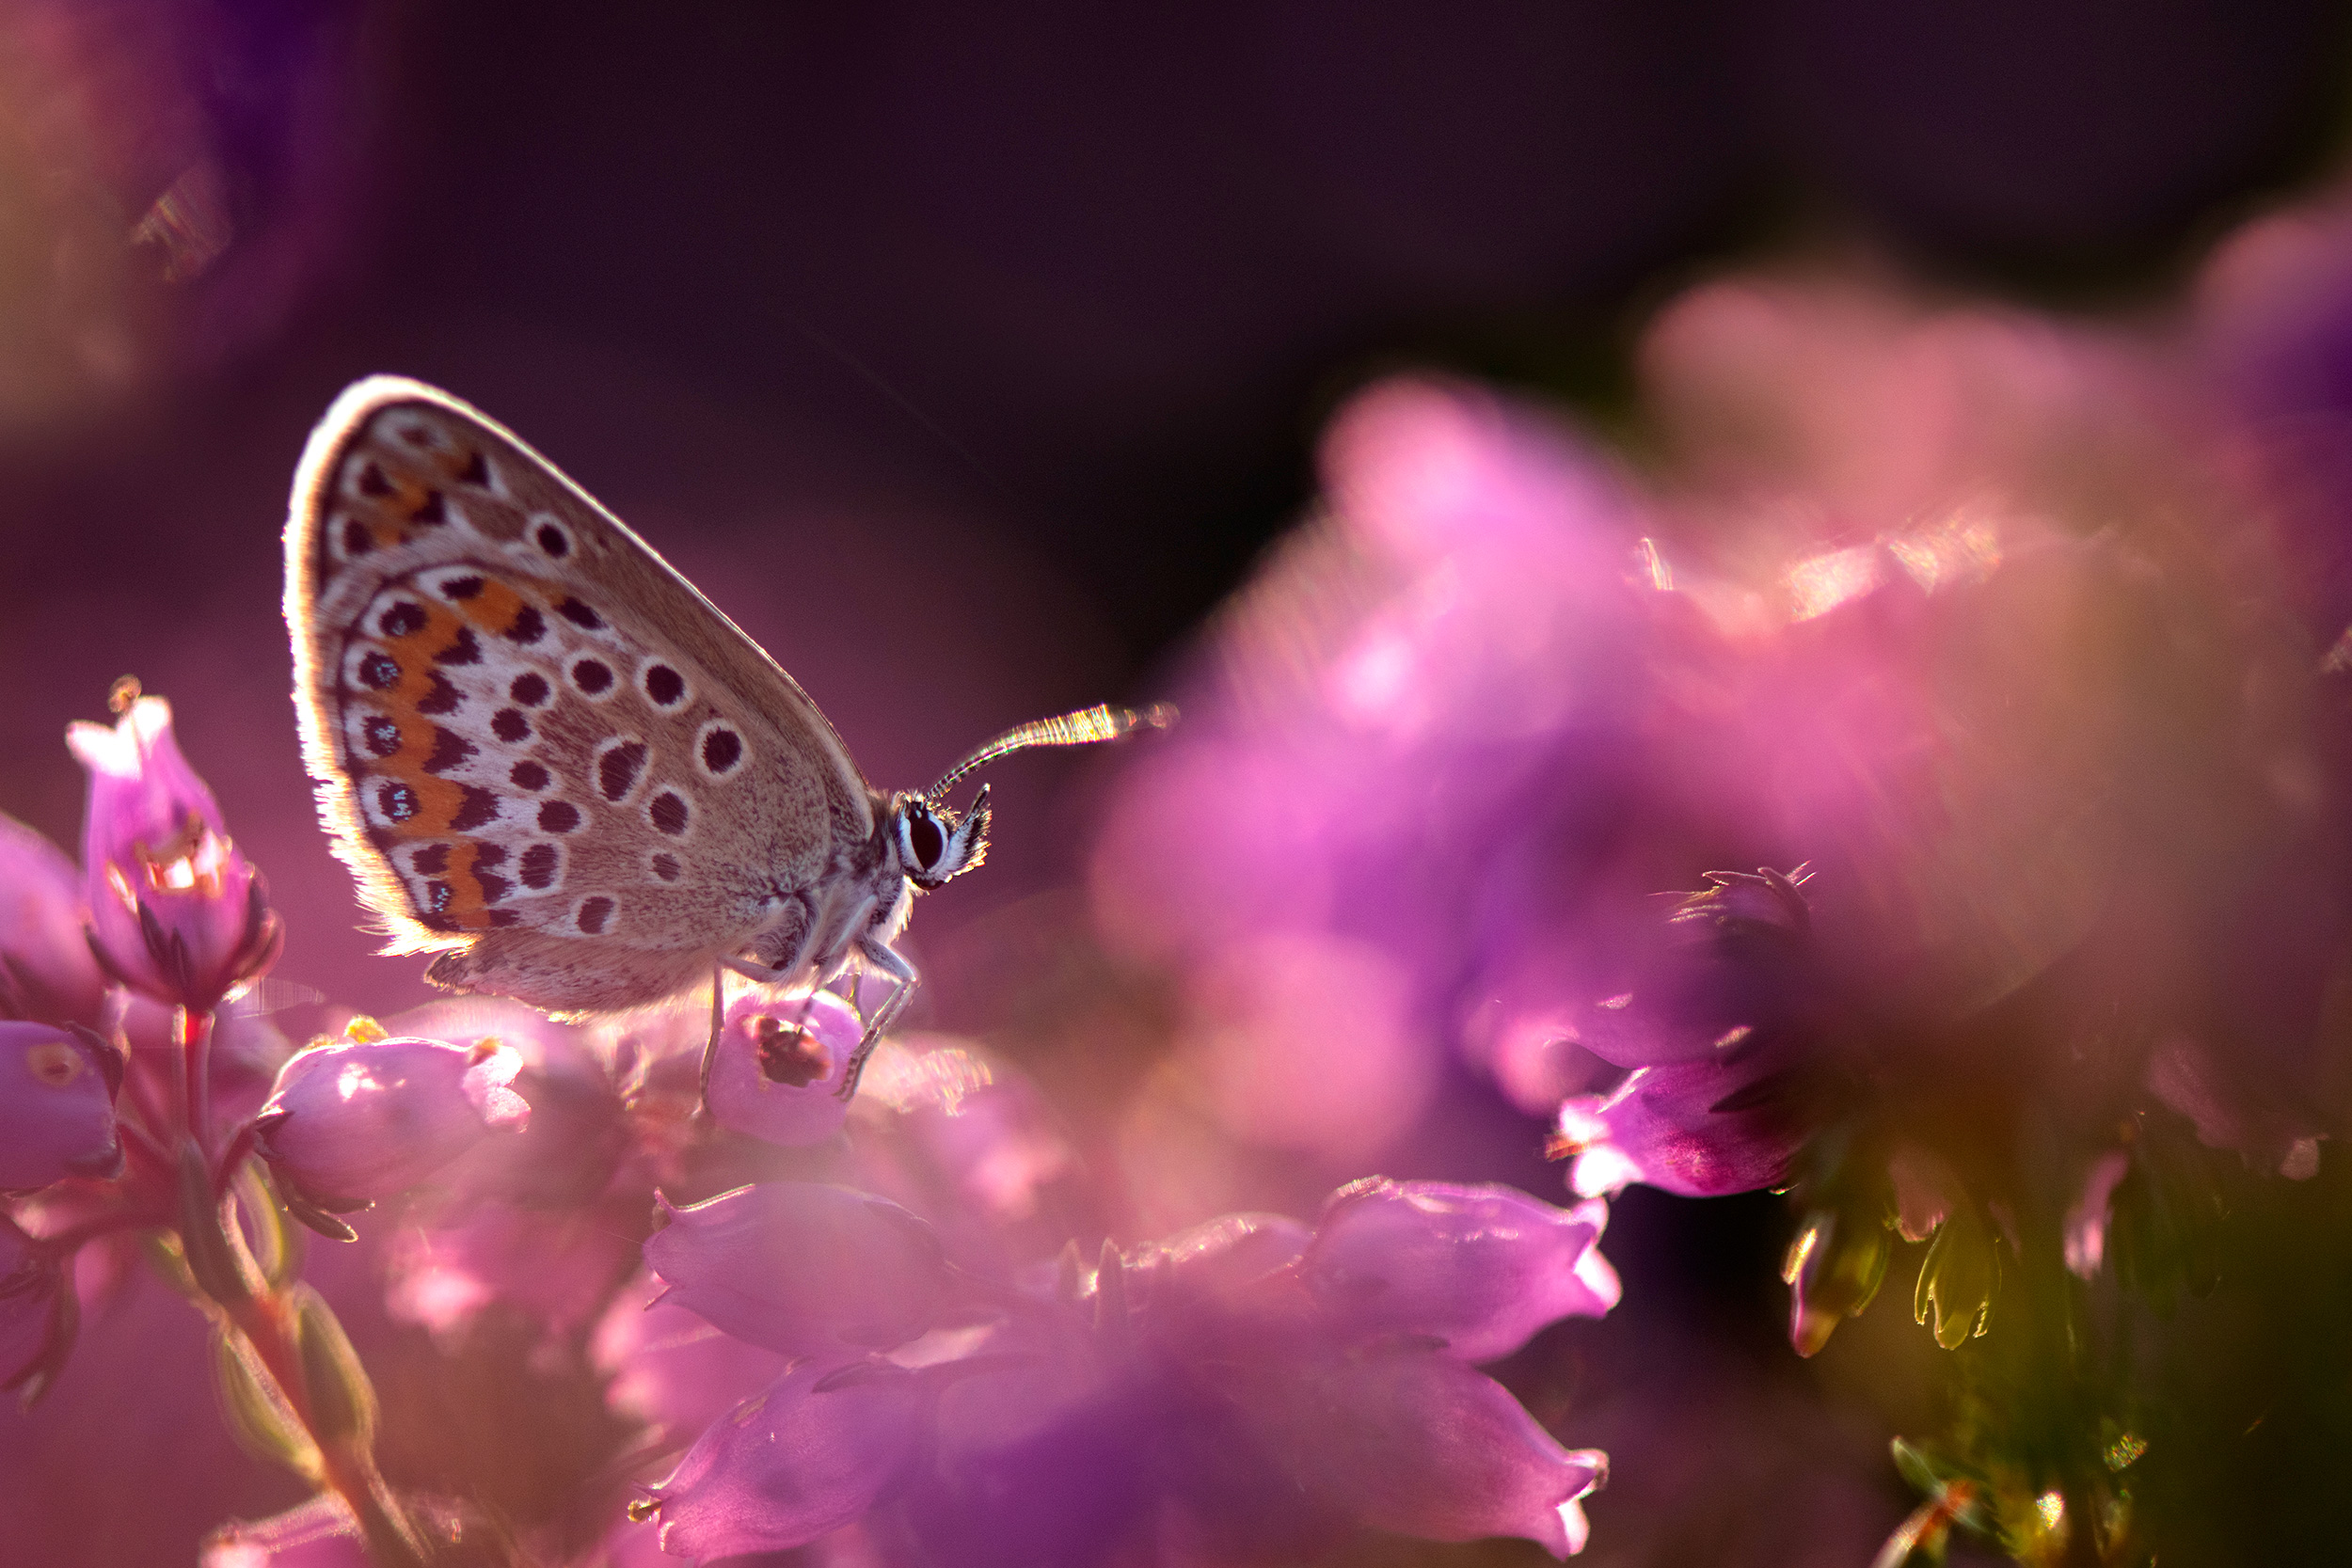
{"left": 643, "top": 664, "right": 686, "bottom": 706}
{"left": 377, "top": 781, "right": 419, "bottom": 823}
{"left": 509, "top": 671, "right": 551, "bottom": 707}
{"left": 340, "top": 518, "right": 373, "bottom": 558}
{"left": 505, "top": 604, "right": 547, "bottom": 645}
{"left": 520, "top": 843, "right": 561, "bottom": 889}
{"left": 358, "top": 653, "right": 401, "bottom": 691}
{"left": 378, "top": 602, "right": 425, "bottom": 639}
{"left": 649, "top": 790, "right": 690, "bottom": 836}
{"left": 451, "top": 786, "right": 500, "bottom": 832}
{"left": 362, "top": 716, "right": 403, "bottom": 757}
{"left": 412, "top": 491, "right": 448, "bottom": 525}
{"left": 509, "top": 759, "right": 549, "bottom": 791}
{"left": 457, "top": 451, "right": 490, "bottom": 486}
{"left": 422, "top": 728, "right": 476, "bottom": 775}
{"left": 491, "top": 708, "right": 531, "bottom": 744}
{"left": 358, "top": 463, "right": 390, "bottom": 496}
{"left": 650, "top": 852, "right": 682, "bottom": 882}
{"left": 700, "top": 726, "right": 742, "bottom": 776}
{"left": 571, "top": 658, "right": 613, "bottom": 695}
{"left": 535, "top": 521, "right": 571, "bottom": 557}
{"left": 597, "top": 741, "right": 648, "bottom": 801}
{"left": 439, "top": 574, "right": 485, "bottom": 601}
{"left": 436, "top": 626, "right": 482, "bottom": 666}
{"left": 475, "top": 871, "right": 511, "bottom": 904}
{"left": 557, "top": 596, "right": 603, "bottom": 630}
{"left": 418, "top": 672, "right": 464, "bottom": 715}
{"left": 577, "top": 896, "right": 614, "bottom": 935}
{"left": 410, "top": 843, "right": 450, "bottom": 876}
{"left": 537, "top": 800, "right": 581, "bottom": 834}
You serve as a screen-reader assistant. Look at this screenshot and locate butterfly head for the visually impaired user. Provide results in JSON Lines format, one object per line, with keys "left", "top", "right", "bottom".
{"left": 890, "top": 785, "right": 991, "bottom": 891}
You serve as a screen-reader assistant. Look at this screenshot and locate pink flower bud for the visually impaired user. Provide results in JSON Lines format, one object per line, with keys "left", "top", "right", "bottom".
{"left": 635, "top": 1354, "right": 929, "bottom": 1561}
{"left": 644, "top": 1182, "right": 950, "bottom": 1355}
{"left": 0, "top": 814, "right": 108, "bottom": 1028}
{"left": 1236, "top": 1342, "right": 1608, "bottom": 1558}
{"left": 0, "top": 1022, "right": 120, "bottom": 1188}
{"left": 252, "top": 1035, "right": 530, "bottom": 1209}
{"left": 68, "top": 696, "right": 279, "bottom": 1011}
{"left": 704, "top": 990, "right": 857, "bottom": 1146}
{"left": 1303, "top": 1180, "right": 1617, "bottom": 1362}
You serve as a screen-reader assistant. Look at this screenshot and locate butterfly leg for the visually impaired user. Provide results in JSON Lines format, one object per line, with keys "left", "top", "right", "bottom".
{"left": 838, "top": 939, "right": 919, "bottom": 1101}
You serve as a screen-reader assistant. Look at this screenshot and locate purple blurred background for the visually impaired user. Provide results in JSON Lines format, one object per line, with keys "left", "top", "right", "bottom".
{"left": 0, "top": 0, "right": 2343, "bottom": 1021}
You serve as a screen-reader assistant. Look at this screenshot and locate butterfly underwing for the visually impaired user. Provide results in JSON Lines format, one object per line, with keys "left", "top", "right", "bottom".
{"left": 284, "top": 376, "right": 1162, "bottom": 1046}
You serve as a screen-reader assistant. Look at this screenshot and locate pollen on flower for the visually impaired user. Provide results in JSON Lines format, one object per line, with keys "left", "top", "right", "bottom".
{"left": 136, "top": 812, "right": 229, "bottom": 896}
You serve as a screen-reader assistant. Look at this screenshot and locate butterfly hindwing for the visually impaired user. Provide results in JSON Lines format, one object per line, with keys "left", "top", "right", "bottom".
{"left": 285, "top": 377, "right": 874, "bottom": 1011}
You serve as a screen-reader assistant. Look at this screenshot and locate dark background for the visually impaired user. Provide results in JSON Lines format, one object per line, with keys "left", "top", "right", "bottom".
{"left": 0, "top": 0, "right": 2346, "bottom": 1012}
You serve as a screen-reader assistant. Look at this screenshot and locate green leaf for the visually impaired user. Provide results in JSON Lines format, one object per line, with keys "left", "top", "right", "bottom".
{"left": 211, "top": 1325, "right": 323, "bottom": 1482}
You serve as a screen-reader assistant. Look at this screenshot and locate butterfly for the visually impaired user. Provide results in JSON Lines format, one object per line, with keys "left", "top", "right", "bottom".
{"left": 283, "top": 376, "right": 1166, "bottom": 1093}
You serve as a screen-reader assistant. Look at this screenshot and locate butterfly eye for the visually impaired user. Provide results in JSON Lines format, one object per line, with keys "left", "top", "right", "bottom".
{"left": 905, "top": 807, "right": 946, "bottom": 871}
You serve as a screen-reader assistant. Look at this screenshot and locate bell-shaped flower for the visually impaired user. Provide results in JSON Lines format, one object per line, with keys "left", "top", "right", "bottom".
{"left": 252, "top": 1032, "right": 530, "bottom": 1211}
{"left": 68, "top": 695, "right": 279, "bottom": 1011}
{"left": 1301, "top": 1179, "right": 1617, "bottom": 1362}
{"left": 704, "top": 990, "right": 857, "bottom": 1146}
{"left": 644, "top": 1181, "right": 951, "bottom": 1355}
{"left": 0, "top": 814, "right": 109, "bottom": 1028}
{"left": 1557, "top": 1056, "right": 1806, "bottom": 1199}
{"left": 1231, "top": 1341, "right": 1607, "bottom": 1558}
{"left": 0, "top": 1022, "right": 120, "bottom": 1189}
{"left": 635, "top": 1354, "right": 930, "bottom": 1563}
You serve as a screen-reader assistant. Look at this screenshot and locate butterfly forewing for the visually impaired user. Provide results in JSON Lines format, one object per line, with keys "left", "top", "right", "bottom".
{"left": 285, "top": 377, "right": 873, "bottom": 1012}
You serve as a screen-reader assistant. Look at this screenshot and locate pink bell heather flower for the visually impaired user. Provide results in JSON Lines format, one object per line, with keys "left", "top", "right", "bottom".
{"left": 67, "top": 694, "right": 279, "bottom": 1011}
{"left": 0, "top": 814, "right": 109, "bottom": 1029}
{"left": 704, "top": 990, "right": 858, "bottom": 1147}
{"left": 644, "top": 1182, "right": 952, "bottom": 1356}
{"left": 0, "top": 1021, "right": 120, "bottom": 1188}
{"left": 1300, "top": 1179, "right": 1618, "bottom": 1361}
{"left": 1557, "top": 1055, "right": 1806, "bottom": 1200}
{"left": 634, "top": 1354, "right": 930, "bottom": 1563}
{"left": 1233, "top": 1342, "right": 1608, "bottom": 1557}
{"left": 2064, "top": 1148, "right": 2134, "bottom": 1279}
{"left": 252, "top": 1033, "right": 530, "bottom": 1211}
{"left": 594, "top": 1288, "right": 792, "bottom": 1449}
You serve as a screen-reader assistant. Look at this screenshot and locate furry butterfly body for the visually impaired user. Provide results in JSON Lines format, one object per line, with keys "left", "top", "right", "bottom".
{"left": 285, "top": 377, "right": 1157, "bottom": 1042}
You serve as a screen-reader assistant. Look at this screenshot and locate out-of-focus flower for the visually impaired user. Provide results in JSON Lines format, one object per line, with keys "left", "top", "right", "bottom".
{"left": 1300, "top": 1178, "right": 1618, "bottom": 1361}
{"left": 0, "top": 814, "right": 109, "bottom": 1028}
{"left": 644, "top": 1182, "right": 952, "bottom": 1356}
{"left": 1557, "top": 1055, "right": 1807, "bottom": 1200}
{"left": 2063, "top": 1148, "right": 2133, "bottom": 1279}
{"left": 704, "top": 990, "right": 857, "bottom": 1147}
{"left": 252, "top": 1031, "right": 530, "bottom": 1212}
{"left": 199, "top": 1496, "right": 373, "bottom": 1568}
{"left": 0, "top": 1215, "right": 61, "bottom": 1389}
{"left": 0, "top": 1021, "right": 120, "bottom": 1189}
{"left": 68, "top": 695, "right": 279, "bottom": 1011}
{"left": 594, "top": 1290, "right": 792, "bottom": 1451}
{"left": 635, "top": 1354, "right": 931, "bottom": 1563}
{"left": 622, "top": 1172, "right": 1614, "bottom": 1564}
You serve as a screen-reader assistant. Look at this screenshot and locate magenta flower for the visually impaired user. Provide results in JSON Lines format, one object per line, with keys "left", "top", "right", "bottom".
{"left": 0, "top": 1021, "right": 120, "bottom": 1189}
{"left": 0, "top": 814, "right": 109, "bottom": 1029}
{"left": 252, "top": 1033, "right": 529, "bottom": 1212}
{"left": 67, "top": 695, "right": 279, "bottom": 1011}
{"left": 635, "top": 1354, "right": 930, "bottom": 1563}
{"left": 644, "top": 1182, "right": 952, "bottom": 1355}
{"left": 0, "top": 1215, "right": 62, "bottom": 1392}
{"left": 1300, "top": 1178, "right": 1618, "bottom": 1361}
{"left": 704, "top": 990, "right": 858, "bottom": 1147}
{"left": 1232, "top": 1343, "right": 1608, "bottom": 1557}
{"left": 1557, "top": 1055, "right": 1807, "bottom": 1200}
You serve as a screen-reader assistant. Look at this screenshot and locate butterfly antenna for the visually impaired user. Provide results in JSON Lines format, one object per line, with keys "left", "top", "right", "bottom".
{"left": 927, "top": 702, "right": 1176, "bottom": 800}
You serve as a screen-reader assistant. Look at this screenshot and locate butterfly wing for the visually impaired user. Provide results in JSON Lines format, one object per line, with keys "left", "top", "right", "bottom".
{"left": 285, "top": 376, "right": 875, "bottom": 1012}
